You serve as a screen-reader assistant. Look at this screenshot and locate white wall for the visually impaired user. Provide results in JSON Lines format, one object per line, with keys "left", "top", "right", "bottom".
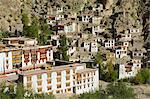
{"left": 105, "top": 39, "right": 115, "bottom": 48}
{"left": 22, "top": 64, "right": 99, "bottom": 95}
{"left": 91, "top": 42, "right": 98, "bottom": 53}
{"left": 116, "top": 49, "right": 127, "bottom": 58}
{"left": 0, "top": 51, "right": 13, "bottom": 72}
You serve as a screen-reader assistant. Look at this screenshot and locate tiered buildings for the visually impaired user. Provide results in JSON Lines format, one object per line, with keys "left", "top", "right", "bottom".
{"left": 0, "top": 37, "right": 53, "bottom": 74}
{"left": 0, "top": 37, "right": 99, "bottom": 95}
{"left": 19, "top": 60, "right": 99, "bottom": 94}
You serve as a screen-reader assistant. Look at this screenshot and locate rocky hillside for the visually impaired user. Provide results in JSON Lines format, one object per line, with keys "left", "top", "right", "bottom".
{"left": 0, "top": 0, "right": 149, "bottom": 42}
{"left": 0, "top": 0, "right": 22, "bottom": 32}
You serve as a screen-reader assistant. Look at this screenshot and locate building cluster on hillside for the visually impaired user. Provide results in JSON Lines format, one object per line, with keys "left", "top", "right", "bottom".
{"left": 0, "top": 0, "right": 149, "bottom": 96}
{"left": 43, "top": 2, "right": 149, "bottom": 80}
{"left": 0, "top": 37, "right": 99, "bottom": 95}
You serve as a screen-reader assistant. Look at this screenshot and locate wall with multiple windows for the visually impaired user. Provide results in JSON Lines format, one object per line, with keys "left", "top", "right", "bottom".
{"left": 21, "top": 64, "right": 99, "bottom": 94}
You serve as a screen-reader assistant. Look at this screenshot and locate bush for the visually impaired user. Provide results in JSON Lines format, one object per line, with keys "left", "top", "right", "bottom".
{"left": 131, "top": 69, "right": 150, "bottom": 84}
{"left": 107, "top": 81, "right": 135, "bottom": 99}
{"left": 70, "top": 90, "right": 108, "bottom": 99}
{"left": 0, "top": 83, "right": 55, "bottom": 99}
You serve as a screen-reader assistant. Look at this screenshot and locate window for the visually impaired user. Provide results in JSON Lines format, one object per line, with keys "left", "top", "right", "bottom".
{"left": 68, "top": 88, "right": 71, "bottom": 92}
{"left": 57, "top": 77, "right": 61, "bottom": 82}
{"left": 66, "top": 76, "right": 70, "bottom": 80}
{"left": 27, "top": 76, "right": 32, "bottom": 82}
{"left": 57, "top": 84, "right": 61, "bottom": 88}
{"left": 47, "top": 86, "right": 51, "bottom": 90}
{"left": 56, "top": 90, "right": 60, "bottom": 93}
{"left": 83, "top": 74, "right": 86, "bottom": 77}
{"left": 66, "top": 82, "right": 70, "bottom": 87}
{"left": 57, "top": 71, "right": 61, "bottom": 76}
{"left": 47, "top": 73, "right": 51, "bottom": 78}
{"left": 47, "top": 79, "right": 51, "bottom": 84}
{"left": 6, "top": 53, "right": 8, "bottom": 57}
{"left": 27, "top": 83, "right": 32, "bottom": 88}
{"left": 37, "top": 75, "right": 42, "bottom": 80}
{"left": 84, "top": 85, "right": 86, "bottom": 88}
{"left": 66, "top": 69, "right": 70, "bottom": 74}
{"left": 37, "top": 81, "right": 42, "bottom": 86}
{"left": 48, "top": 92, "right": 52, "bottom": 94}
{"left": 38, "top": 87, "right": 42, "bottom": 92}
{"left": 134, "top": 53, "right": 136, "bottom": 56}
{"left": 6, "top": 60, "right": 9, "bottom": 64}
{"left": 83, "top": 80, "right": 86, "bottom": 83}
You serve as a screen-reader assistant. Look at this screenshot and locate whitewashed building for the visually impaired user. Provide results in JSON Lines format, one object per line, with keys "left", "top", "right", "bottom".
{"left": 19, "top": 62, "right": 99, "bottom": 94}
{"left": 120, "top": 32, "right": 132, "bottom": 41}
{"left": 115, "top": 47, "right": 127, "bottom": 59}
{"left": 104, "top": 39, "right": 115, "bottom": 49}
{"left": 92, "top": 25, "right": 105, "bottom": 35}
{"left": 0, "top": 50, "right": 13, "bottom": 73}
{"left": 64, "top": 22, "right": 76, "bottom": 33}
{"left": 81, "top": 15, "right": 92, "bottom": 23}
{"left": 67, "top": 46, "right": 77, "bottom": 56}
{"left": 0, "top": 37, "right": 53, "bottom": 74}
{"left": 90, "top": 41, "right": 98, "bottom": 53}
{"left": 129, "top": 28, "right": 142, "bottom": 34}
{"left": 83, "top": 41, "right": 98, "bottom": 53}
{"left": 119, "top": 60, "right": 141, "bottom": 79}
{"left": 92, "top": 17, "right": 102, "bottom": 25}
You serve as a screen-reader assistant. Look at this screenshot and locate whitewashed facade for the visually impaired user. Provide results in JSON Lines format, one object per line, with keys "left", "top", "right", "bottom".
{"left": 19, "top": 63, "right": 99, "bottom": 94}
{"left": 119, "top": 60, "right": 141, "bottom": 79}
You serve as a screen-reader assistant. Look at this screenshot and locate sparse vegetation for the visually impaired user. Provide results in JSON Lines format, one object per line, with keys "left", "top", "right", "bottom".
{"left": 107, "top": 81, "right": 135, "bottom": 99}
{"left": 131, "top": 69, "right": 150, "bottom": 85}
{"left": 0, "top": 82, "right": 55, "bottom": 99}
{"left": 58, "top": 35, "right": 69, "bottom": 61}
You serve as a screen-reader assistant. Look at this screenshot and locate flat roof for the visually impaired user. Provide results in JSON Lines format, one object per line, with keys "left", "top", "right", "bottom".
{"left": 0, "top": 75, "right": 18, "bottom": 82}
{"left": 20, "top": 63, "right": 85, "bottom": 76}
{"left": 20, "top": 69, "right": 47, "bottom": 76}
{"left": 0, "top": 45, "right": 53, "bottom": 52}
{"left": 76, "top": 68, "right": 97, "bottom": 73}
{"left": 2, "top": 37, "right": 36, "bottom": 41}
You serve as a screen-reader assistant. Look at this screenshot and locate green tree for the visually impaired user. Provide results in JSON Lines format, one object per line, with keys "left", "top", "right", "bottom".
{"left": 131, "top": 69, "right": 150, "bottom": 84}
{"left": 107, "top": 81, "right": 135, "bottom": 99}
{"left": 58, "top": 35, "right": 69, "bottom": 61}
{"left": 94, "top": 52, "right": 105, "bottom": 79}
{"left": 0, "top": 31, "right": 10, "bottom": 40}
{"left": 23, "top": 15, "right": 39, "bottom": 38}
{"left": 22, "top": 13, "right": 29, "bottom": 27}
{"left": 70, "top": 89, "right": 108, "bottom": 99}
{"left": 104, "top": 61, "right": 118, "bottom": 82}
{"left": 95, "top": 52, "right": 103, "bottom": 65}
{"left": 0, "top": 82, "right": 55, "bottom": 99}
{"left": 38, "top": 20, "right": 52, "bottom": 45}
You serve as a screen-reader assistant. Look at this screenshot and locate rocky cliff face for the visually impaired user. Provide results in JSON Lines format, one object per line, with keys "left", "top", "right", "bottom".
{"left": 0, "top": 0, "right": 23, "bottom": 32}
{"left": 0, "top": 0, "right": 49, "bottom": 33}
{"left": 0, "top": 0, "right": 149, "bottom": 42}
